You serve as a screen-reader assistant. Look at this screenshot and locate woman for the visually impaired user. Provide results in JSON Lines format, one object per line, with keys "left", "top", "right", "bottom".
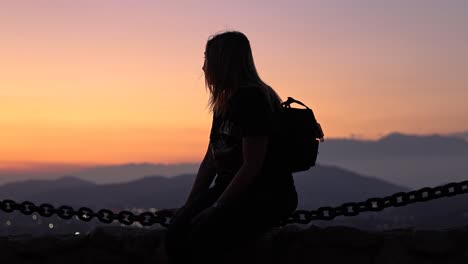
{"left": 163, "top": 30, "right": 298, "bottom": 264}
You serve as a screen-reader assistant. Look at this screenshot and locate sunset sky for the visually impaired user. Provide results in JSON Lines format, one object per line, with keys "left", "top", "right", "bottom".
{"left": 1, "top": 0, "right": 467, "bottom": 168}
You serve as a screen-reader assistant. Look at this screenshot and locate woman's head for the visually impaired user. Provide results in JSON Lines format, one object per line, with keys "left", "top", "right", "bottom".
{"left": 203, "top": 30, "right": 282, "bottom": 116}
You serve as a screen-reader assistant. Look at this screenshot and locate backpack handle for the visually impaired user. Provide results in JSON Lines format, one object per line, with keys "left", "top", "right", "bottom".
{"left": 281, "top": 97, "right": 310, "bottom": 109}
{"left": 281, "top": 97, "right": 325, "bottom": 142}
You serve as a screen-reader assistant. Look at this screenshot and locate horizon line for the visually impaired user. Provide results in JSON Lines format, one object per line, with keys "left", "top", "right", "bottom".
{"left": 1, "top": 130, "right": 466, "bottom": 171}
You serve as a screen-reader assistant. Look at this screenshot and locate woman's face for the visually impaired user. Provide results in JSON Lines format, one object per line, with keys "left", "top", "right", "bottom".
{"left": 202, "top": 52, "right": 207, "bottom": 73}
{"left": 203, "top": 51, "right": 211, "bottom": 84}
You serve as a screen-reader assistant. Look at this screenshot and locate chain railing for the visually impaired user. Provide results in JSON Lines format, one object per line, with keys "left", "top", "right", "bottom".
{"left": 1, "top": 180, "right": 468, "bottom": 228}
{"left": 281, "top": 180, "right": 468, "bottom": 225}
{"left": 0, "top": 200, "right": 171, "bottom": 227}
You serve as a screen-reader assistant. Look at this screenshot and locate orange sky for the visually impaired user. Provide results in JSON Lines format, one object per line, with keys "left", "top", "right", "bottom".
{"left": 1, "top": 1, "right": 467, "bottom": 166}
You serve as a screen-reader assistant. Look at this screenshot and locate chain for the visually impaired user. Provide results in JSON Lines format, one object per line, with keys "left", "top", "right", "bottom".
{"left": 1, "top": 180, "right": 468, "bottom": 227}
{"left": 280, "top": 180, "right": 468, "bottom": 225}
{"left": 0, "top": 200, "right": 172, "bottom": 227}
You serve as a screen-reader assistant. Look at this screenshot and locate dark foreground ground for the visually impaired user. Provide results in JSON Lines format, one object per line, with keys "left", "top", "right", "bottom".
{"left": 1, "top": 224, "right": 468, "bottom": 264}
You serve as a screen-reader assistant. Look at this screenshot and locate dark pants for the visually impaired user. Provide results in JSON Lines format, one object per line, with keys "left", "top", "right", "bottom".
{"left": 164, "top": 182, "right": 298, "bottom": 264}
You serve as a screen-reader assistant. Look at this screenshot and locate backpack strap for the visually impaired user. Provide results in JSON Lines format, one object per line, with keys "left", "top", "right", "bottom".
{"left": 281, "top": 97, "right": 310, "bottom": 109}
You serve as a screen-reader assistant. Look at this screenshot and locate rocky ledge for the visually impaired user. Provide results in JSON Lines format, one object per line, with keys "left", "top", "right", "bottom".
{"left": 1, "top": 224, "right": 468, "bottom": 264}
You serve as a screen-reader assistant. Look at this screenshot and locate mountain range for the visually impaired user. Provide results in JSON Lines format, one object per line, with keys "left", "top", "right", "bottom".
{"left": 1, "top": 131, "right": 467, "bottom": 189}
{"left": 450, "top": 131, "right": 468, "bottom": 141}
{"left": 318, "top": 132, "right": 468, "bottom": 188}
{"left": 2, "top": 164, "right": 468, "bottom": 230}
{"left": 0, "top": 164, "right": 407, "bottom": 210}
{"left": 0, "top": 162, "right": 200, "bottom": 185}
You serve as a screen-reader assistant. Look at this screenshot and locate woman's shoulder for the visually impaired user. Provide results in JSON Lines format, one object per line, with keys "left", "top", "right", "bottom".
{"left": 228, "top": 85, "right": 274, "bottom": 121}
{"left": 231, "top": 84, "right": 266, "bottom": 104}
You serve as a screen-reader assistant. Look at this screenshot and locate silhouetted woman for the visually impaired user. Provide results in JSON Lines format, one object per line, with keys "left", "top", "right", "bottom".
{"left": 163, "top": 30, "right": 298, "bottom": 264}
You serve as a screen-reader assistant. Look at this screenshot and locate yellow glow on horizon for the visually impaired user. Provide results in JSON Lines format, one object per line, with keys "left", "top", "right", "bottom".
{"left": 1, "top": 121, "right": 210, "bottom": 164}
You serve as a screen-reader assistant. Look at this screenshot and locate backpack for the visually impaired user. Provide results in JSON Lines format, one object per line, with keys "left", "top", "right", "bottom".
{"left": 274, "top": 97, "right": 325, "bottom": 173}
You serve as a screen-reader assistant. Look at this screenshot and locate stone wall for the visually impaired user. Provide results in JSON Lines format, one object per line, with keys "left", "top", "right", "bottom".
{"left": 1, "top": 224, "right": 468, "bottom": 264}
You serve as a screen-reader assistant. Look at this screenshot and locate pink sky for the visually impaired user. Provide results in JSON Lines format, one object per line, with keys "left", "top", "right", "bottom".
{"left": 1, "top": 0, "right": 467, "bottom": 167}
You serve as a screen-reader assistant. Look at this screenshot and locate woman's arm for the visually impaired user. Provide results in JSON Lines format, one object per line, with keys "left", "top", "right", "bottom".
{"left": 215, "top": 135, "right": 269, "bottom": 206}
{"left": 185, "top": 142, "right": 217, "bottom": 205}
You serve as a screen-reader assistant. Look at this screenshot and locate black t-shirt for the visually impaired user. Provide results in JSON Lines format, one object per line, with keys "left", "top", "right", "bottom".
{"left": 209, "top": 85, "right": 295, "bottom": 194}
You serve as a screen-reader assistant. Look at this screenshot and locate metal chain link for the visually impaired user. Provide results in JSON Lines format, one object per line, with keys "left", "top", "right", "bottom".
{"left": 2, "top": 180, "right": 468, "bottom": 227}
{"left": 0, "top": 200, "right": 170, "bottom": 227}
{"left": 280, "top": 180, "right": 468, "bottom": 225}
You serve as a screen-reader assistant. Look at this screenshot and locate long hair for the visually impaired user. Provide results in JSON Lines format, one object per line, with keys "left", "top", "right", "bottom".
{"left": 203, "top": 30, "right": 283, "bottom": 117}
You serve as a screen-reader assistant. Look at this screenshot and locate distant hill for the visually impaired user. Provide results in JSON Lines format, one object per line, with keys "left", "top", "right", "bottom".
{"left": 0, "top": 162, "right": 200, "bottom": 185}
{"left": 3, "top": 164, "right": 468, "bottom": 230}
{"left": 320, "top": 132, "right": 468, "bottom": 158}
{"left": 318, "top": 132, "right": 468, "bottom": 189}
{"left": 0, "top": 165, "right": 407, "bottom": 210}
{"left": 449, "top": 131, "right": 468, "bottom": 142}
{"left": 1, "top": 132, "right": 467, "bottom": 189}
{"left": 0, "top": 176, "right": 95, "bottom": 200}
{"left": 293, "top": 165, "right": 408, "bottom": 208}
{"left": 71, "top": 162, "right": 200, "bottom": 184}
